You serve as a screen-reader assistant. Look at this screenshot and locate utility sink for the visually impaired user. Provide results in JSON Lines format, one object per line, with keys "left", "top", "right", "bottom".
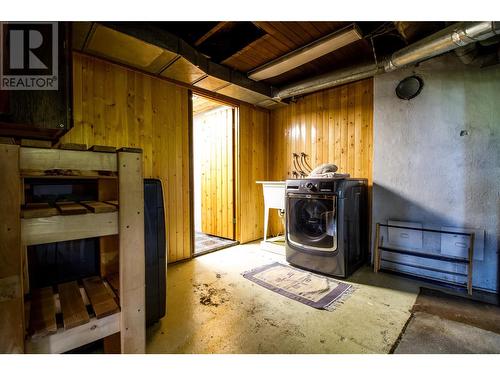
{"left": 256, "top": 181, "right": 286, "bottom": 242}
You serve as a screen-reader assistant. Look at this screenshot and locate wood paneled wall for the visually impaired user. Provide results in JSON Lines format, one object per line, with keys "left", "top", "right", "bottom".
{"left": 0, "top": 145, "right": 24, "bottom": 353}
{"left": 195, "top": 107, "right": 234, "bottom": 239}
{"left": 62, "top": 55, "right": 370, "bottom": 258}
{"left": 62, "top": 53, "right": 191, "bottom": 263}
{"left": 268, "top": 78, "right": 373, "bottom": 235}
{"left": 237, "top": 105, "right": 269, "bottom": 243}
{"left": 65, "top": 53, "right": 270, "bottom": 260}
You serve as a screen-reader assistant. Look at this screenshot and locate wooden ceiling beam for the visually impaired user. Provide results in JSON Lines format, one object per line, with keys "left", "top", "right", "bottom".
{"left": 99, "top": 22, "right": 274, "bottom": 98}
{"left": 252, "top": 22, "right": 297, "bottom": 49}
{"left": 194, "top": 22, "right": 230, "bottom": 47}
{"left": 221, "top": 35, "right": 269, "bottom": 64}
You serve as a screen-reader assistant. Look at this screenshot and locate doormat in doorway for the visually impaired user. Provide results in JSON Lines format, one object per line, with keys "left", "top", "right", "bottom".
{"left": 195, "top": 232, "right": 238, "bottom": 255}
{"left": 242, "top": 262, "right": 354, "bottom": 311}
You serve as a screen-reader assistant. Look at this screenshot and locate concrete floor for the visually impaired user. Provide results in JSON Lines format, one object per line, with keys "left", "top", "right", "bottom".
{"left": 146, "top": 242, "right": 420, "bottom": 353}
{"left": 395, "top": 312, "right": 500, "bottom": 354}
{"left": 394, "top": 287, "right": 500, "bottom": 354}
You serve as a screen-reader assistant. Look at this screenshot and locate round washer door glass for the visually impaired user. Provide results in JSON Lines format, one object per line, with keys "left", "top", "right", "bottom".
{"left": 287, "top": 195, "right": 336, "bottom": 251}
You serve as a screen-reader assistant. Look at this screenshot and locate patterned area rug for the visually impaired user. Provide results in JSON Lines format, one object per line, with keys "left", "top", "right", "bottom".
{"left": 243, "top": 262, "right": 354, "bottom": 311}
{"left": 194, "top": 232, "right": 238, "bottom": 255}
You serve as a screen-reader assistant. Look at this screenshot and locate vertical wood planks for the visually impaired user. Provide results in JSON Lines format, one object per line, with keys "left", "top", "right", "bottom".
{"left": 268, "top": 79, "right": 373, "bottom": 235}
{"left": 118, "top": 151, "right": 145, "bottom": 353}
{"left": 0, "top": 144, "right": 23, "bottom": 353}
{"left": 237, "top": 105, "right": 269, "bottom": 243}
{"left": 64, "top": 53, "right": 271, "bottom": 259}
{"left": 180, "top": 85, "right": 191, "bottom": 260}
{"left": 62, "top": 53, "right": 190, "bottom": 263}
{"left": 197, "top": 107, "right": 234, "bottom": 240}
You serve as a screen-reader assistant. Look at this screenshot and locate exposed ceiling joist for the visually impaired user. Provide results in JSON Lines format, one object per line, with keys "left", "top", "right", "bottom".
{"left": 72, "top": 22, "right": 285, "bottom": 109}
{"left": 76, "top": 21, "right": 446, "bottom": 108}
{"left": 194, "top": 22, "right": 229, "bottom": 46}
{"left": 84, "top": 24, "right": 178, "bottom": 73}
{"left": 100, "top": 22, "right": 274, "bottom": 98}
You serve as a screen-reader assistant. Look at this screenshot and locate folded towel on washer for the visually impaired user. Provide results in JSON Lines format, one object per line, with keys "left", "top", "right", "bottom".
{"left": 310, "top": 172, "right": 337, "bottom": 178}
{"left": 309, "top": 163, "right": 349, "bottom": 178}
{"left": 310, "top": 163, "right": 338, "bottom": 175}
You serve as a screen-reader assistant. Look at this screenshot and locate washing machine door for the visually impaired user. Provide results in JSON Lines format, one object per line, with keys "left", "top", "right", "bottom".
{"left": 286, "top": 193, "right": 337, "bottom": 252}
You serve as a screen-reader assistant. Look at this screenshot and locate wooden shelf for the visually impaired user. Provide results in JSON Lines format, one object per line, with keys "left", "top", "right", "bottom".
{"left": 0, "top": 121, "right": 65, "bottom": 141}
{"left": 21, "top": 203, "right": 59, "bottom": 219}
{"left": 20, "top": 148, "right": 118, "bottom": 173}
{"left": 106, "top": 273, "right": 120, "bottom": 300}
{"left": 26, "top": 313, "right": 120, "bottom": 354}
{"left": 21, "top": 201, "right": 117, "bottom": 219}
{"left": 25, "top": 277, "right": 120, "bottom": 354}
{"left": 22, "top": 211, "right": 118, "bottom": 245}
{"left": 0, "top": 144, "right": 145, "bottom": 354}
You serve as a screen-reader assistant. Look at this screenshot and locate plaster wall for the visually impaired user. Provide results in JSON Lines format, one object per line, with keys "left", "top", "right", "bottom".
{"left": 373, "top": 54, "right": 500, "bottom": 292}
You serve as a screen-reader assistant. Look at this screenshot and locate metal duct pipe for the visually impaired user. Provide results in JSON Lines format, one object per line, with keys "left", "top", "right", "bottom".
{"left": 454, "top": 43, "right": 499, "bottom": 67}
{"left": 454, "top": 35, "right": 500, "bottom": 67}
{"left": 385, "top": 21, "right": 500, "bottom": 71}
{"left": 274, "top": 21, "right": 500, "bottom": 100}
{"left": 274, "top": 63, "right": 383, "bottom": 100}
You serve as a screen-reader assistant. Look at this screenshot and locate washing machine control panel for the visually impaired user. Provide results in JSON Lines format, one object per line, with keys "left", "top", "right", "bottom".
{"left": 305, "top": 182, "right": 317, "bottom": 191}
{"left": 286, "top": 179, "right": 341, "bottom": 194}
{"left": 318, "top": 181, "right": 335, "bottom": 192}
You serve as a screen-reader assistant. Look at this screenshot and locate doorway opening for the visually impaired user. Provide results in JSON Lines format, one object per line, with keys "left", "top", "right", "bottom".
{"left": 191, "top": 94, "right": 239, "bottom": 256}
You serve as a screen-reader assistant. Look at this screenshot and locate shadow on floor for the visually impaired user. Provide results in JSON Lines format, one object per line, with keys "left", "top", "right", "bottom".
{"left": 348, "top": 267, "right": 499, "bottom": 306}
{"left": 393, "top": 287, "right": 500, "bottom": 354}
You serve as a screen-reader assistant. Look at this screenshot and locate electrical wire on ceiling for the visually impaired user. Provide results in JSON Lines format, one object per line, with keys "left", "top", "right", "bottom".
{"left": 370, "top": 36, "right": 378, "bottom": 66}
